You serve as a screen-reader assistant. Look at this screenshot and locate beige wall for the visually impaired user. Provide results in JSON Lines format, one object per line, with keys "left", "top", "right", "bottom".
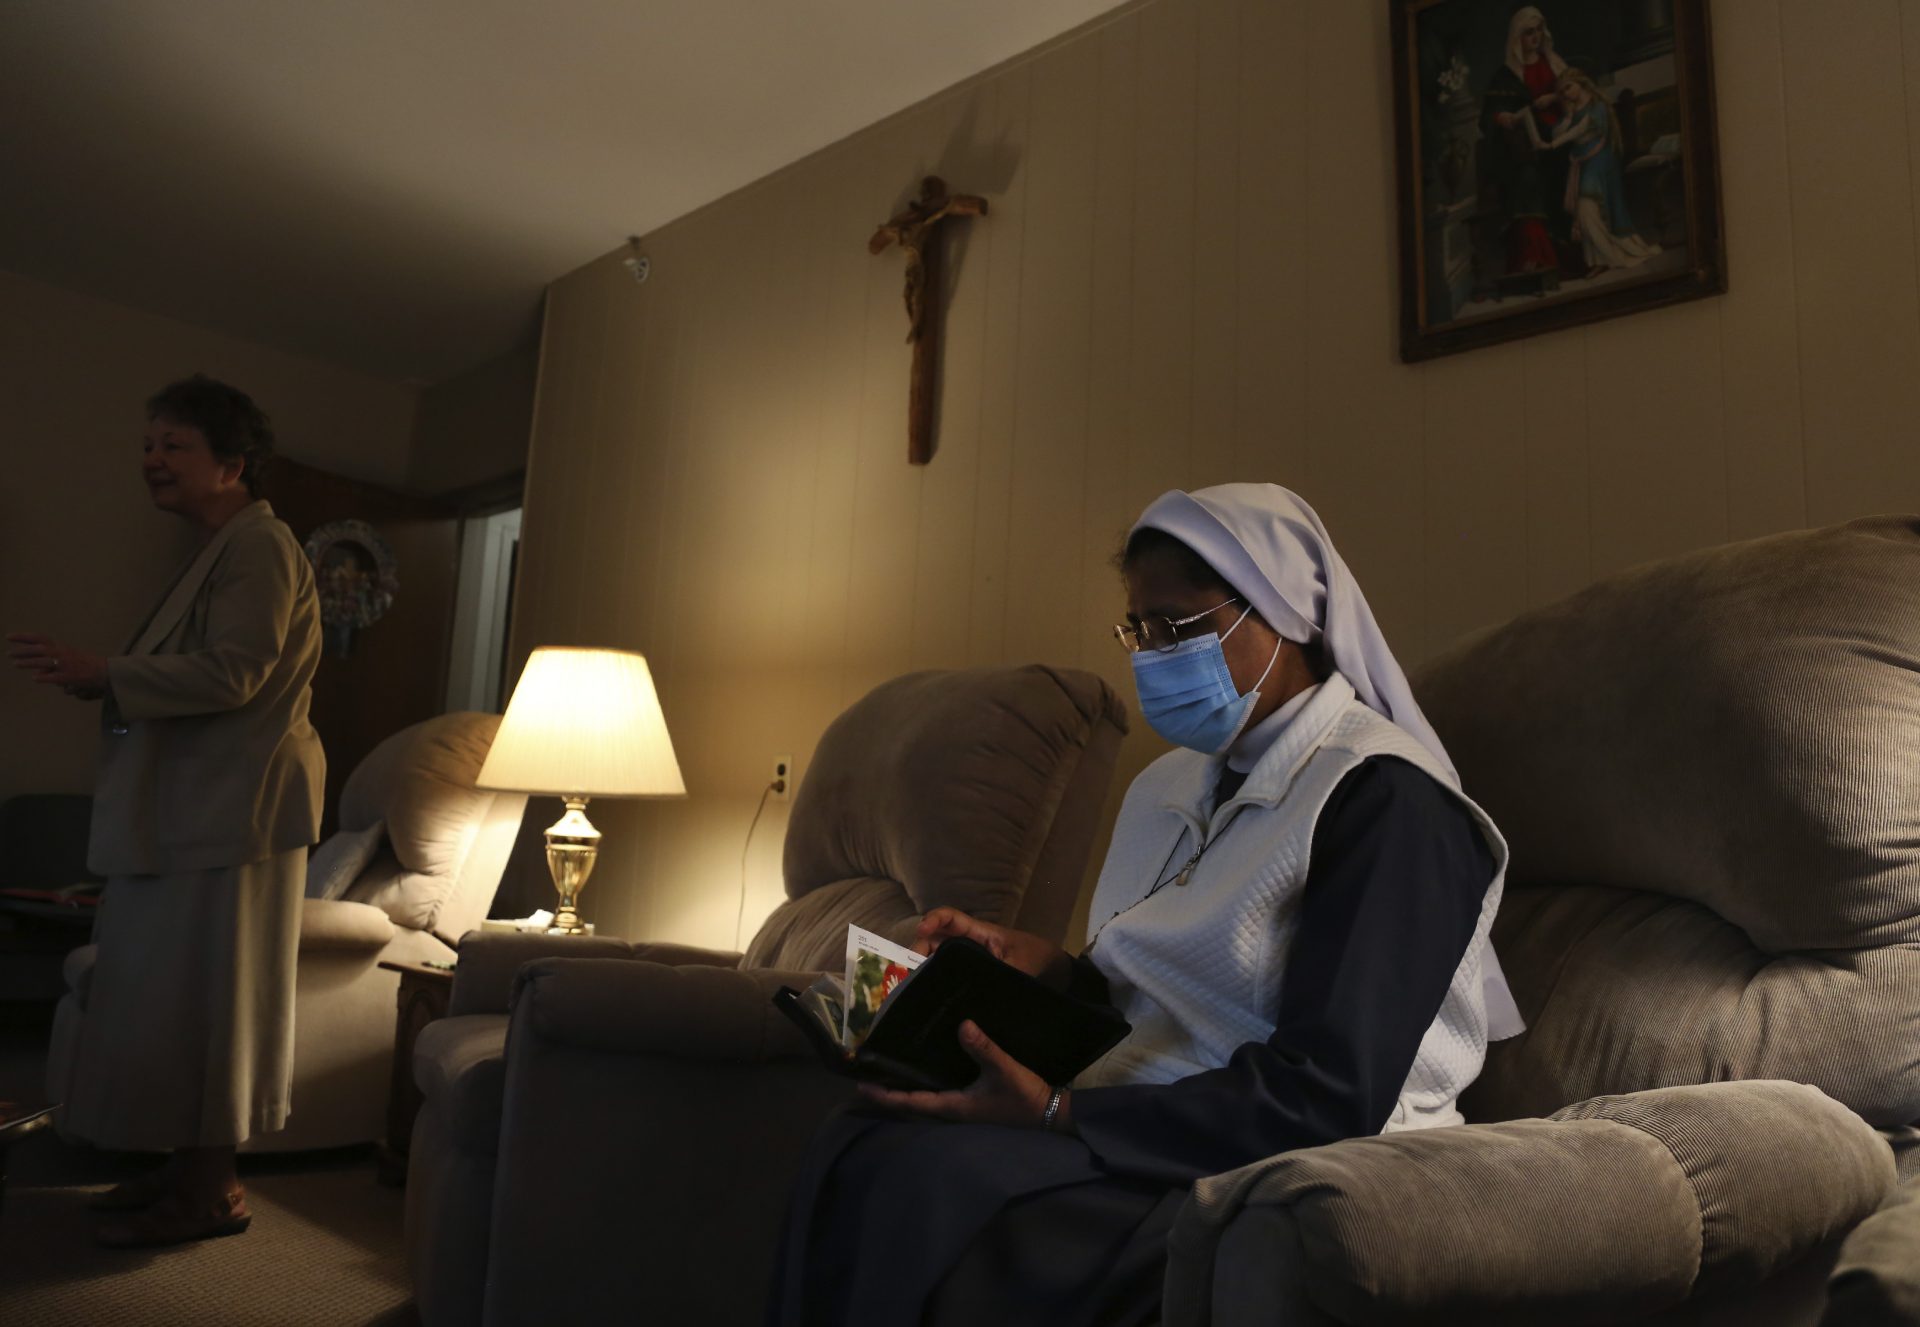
{"left": 0, "top": 267, "right": 418, "bottom": 801}
{"left": 509, "top": 0, "right": 1920, "bottom": 950}
{"left": 409, "top": 339, "right": 539, "bottom": 495}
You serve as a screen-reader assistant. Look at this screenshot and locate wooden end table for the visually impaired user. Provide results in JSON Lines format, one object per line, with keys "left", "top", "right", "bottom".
{"left": 375, "top": 958, "right": 455, "bottom": 1186}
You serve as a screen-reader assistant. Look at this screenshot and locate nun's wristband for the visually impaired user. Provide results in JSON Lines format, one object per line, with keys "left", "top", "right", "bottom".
{"left": 1042, "top": 1087, "right": 1066, "bottom": 1131}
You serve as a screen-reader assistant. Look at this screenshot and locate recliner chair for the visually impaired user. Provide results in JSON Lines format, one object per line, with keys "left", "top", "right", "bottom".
{"left": 405, "top": 664, "right": 1129, "bottom": 1326}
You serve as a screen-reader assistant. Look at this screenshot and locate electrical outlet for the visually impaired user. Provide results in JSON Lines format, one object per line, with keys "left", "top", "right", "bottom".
{"left": 771, "top": 755, "right": 793, "bottom": 802}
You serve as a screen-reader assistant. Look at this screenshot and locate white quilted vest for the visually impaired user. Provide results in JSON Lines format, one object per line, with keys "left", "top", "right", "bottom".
{"left": 1078, "top": 674, "right": 1508, "bottom": 1131}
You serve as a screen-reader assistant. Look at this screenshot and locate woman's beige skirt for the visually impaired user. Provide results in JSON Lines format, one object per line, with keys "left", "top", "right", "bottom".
{"left": 60, "top": 847, "right": 303, "bottom": 1150}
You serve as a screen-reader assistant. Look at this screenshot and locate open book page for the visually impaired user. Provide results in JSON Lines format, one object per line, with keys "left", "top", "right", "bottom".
{"left": 843, "top": 925, "right": 925, "bottom": 1049}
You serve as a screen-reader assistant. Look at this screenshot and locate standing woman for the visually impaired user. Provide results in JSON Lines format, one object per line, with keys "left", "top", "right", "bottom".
{"left": 7, "top": 375, "right": 324, "bottom": 1246}
{"left": 770, "top": 483, "right": 1521, "bottom": 1325}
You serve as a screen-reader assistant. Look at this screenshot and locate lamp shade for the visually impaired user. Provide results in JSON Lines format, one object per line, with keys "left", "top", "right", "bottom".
{"left": 476, "top": 646, "right": 686, "bottom": 798}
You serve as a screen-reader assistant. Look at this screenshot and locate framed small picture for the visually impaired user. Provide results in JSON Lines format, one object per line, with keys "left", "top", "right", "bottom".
{"left": 1392, "top": 0, "right": 1725, "bottom": 361}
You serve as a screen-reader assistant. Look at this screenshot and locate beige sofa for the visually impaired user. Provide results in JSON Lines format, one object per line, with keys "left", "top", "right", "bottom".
{"left": 48, "top": 711, "right": 527, "bottom": 1153}
{"left": 404, "top": 664, "right": 1128, "bottom": 1327}
{"left": 414, "top": 519, "right": 1920, "bottom": 1325}
{"left": 1162, "top": 517, "right": 1920, "bottom": 1325}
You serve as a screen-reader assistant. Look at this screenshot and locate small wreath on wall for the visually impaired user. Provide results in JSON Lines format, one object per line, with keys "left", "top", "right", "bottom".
{"left": 304, "top": 519, "right": 400, "bottom": 658}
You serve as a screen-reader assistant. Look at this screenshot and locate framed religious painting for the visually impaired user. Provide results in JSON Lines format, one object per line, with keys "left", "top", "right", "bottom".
{"left": 1392, "top": 0, "right": 1725, "bottom": 362}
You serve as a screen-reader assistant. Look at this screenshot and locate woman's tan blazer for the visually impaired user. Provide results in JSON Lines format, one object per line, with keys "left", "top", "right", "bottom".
{"left": 89, "top": 500, "right": 326, "bottom": 877}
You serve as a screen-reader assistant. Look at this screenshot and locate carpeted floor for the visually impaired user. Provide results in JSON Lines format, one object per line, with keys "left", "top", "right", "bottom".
{"left": 0, "top": 1003, "right": 418, "bottom": 1326}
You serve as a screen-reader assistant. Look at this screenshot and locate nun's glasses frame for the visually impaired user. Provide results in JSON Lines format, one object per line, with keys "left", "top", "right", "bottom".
{"left": 1112, "top": 596, "right": 1243, "bottom": 654}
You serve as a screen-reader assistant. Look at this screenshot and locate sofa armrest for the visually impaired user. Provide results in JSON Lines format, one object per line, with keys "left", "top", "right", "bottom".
{"left": 483, "top": 956, "right": 851, "bottom": 1327}
{"left": 627, "top": 940, "right": 743, "bottom": 969}
{"left": 1165, "top": 1081, "right": 1895, "bottom": 1327}
{"left": 447, "top": 931, "right": 636, "bottom": 1015}
{"left": 299, "top": 898, "right": 397, "bottom": 952}
{"left": 510, "top": 958, "right": 817, "bottom": 1062}
{"left": 411, "top": 1014, "right": 512, "bottom": 1154}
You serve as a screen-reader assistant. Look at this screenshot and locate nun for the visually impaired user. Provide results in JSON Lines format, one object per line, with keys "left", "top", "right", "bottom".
{"left": 769, "top": 483, "right": 1522, "bottom": 1326}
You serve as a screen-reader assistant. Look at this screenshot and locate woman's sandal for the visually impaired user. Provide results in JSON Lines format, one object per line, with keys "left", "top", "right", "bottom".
{"left": 87, "top": 1169, "right": 174, "bottom": 1212}
{"left": 94, "top": 1189, "right": 252, "bottom": 1248}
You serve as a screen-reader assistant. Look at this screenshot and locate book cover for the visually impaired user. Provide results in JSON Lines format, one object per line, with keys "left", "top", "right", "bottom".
{"left": 775, "top": 927, "right": 1130, "bottom": 1092}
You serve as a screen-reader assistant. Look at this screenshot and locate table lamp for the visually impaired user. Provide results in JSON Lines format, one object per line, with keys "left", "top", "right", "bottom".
{"left": 477, "top": 646, "right": 686, "bottom": 934}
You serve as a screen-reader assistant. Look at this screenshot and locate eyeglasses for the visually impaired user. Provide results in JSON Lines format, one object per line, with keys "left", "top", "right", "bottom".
{"left": 1113, "top": 597, "right": 1243, "bottom": 654}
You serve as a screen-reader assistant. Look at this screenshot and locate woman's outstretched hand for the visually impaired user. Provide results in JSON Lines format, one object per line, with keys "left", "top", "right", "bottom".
{"left": 913, "top": 908, "right": 1072, "bottom": 990}
{"left": 7, "top": 633, "right": 108, "bottom": 699}
{"left": 857, "top": 1020, "right": 1066, "bottom": 1131}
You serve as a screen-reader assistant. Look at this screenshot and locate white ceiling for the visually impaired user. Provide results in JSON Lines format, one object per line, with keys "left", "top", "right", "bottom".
{"left": 0, "top": 1, "right": 1126, "bottom": 386}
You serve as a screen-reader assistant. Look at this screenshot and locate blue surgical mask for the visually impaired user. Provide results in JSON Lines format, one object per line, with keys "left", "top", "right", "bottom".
{"left": 1129, "top": 607, "right": 1281, "bottom": 755}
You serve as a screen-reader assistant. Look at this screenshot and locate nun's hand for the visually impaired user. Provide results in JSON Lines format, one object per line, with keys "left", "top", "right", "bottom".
{"left": 914, "top": 908, "right": 1072, "bottom": 990}
{"left": 857, "top": 1020, "right": 1059, "bottom": 1130}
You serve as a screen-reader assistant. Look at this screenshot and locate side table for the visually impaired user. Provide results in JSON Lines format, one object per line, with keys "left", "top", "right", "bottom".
{"left": 0, "top": 894, "right": 98, "bottom": 1003}
{"left": 375, "top": 958, "right": 455, "bottom": 1186}
{"left": 0, "top": 1102, "right": 56, "bottom": 1217}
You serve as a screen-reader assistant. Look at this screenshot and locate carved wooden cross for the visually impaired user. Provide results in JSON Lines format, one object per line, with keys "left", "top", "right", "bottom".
{"left": 869, "top": 176, "right": 987, "bottom": 465}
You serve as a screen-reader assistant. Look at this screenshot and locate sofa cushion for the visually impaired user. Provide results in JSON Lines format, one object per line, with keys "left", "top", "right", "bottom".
{"left": 1465, "top": 885, "right": 1920, "bottom": 1127}
{"left": 298, "top": 897, "right": 397, "bottom": 951}
{"left": 340, "top": 713, "right": 501, "bottom": 931}
{"left": 1417, "top": 518, "right": 1920, "bottom": 1125}
{"left": 1826, "top": 1174, "right": 1920, "bottom": 1324}
{"left": 1883, "top": 1125, "right": 1920, "bottom": 1185}
{"left": 304, "top": 821, "right": 385, "bottom": 900}
{"left": 742, "top": 876, "right": 919, "bottom": 973}
{"left": 413, "top": 1014, "right": 511, "bottom": 1157}
{"left": 766, "top": 666, "right": 1123, "bottom": 971}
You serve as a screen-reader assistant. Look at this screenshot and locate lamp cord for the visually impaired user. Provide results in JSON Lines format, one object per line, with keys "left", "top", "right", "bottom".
{"left": 737, "top": 780, "right": 780, "bottom": 951}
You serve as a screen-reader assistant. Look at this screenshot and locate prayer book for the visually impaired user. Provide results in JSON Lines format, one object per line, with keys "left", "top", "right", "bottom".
{"left": 773, "top": 925, "right": 1130, "bottom": 1091}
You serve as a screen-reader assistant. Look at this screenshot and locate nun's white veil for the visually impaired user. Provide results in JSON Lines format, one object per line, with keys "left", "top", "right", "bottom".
{"left": 1134, "top": 484, "right": 1453, "bottom": 778}
{"left": 1134, "top": 483, "right": 1524, "bottom": 1038}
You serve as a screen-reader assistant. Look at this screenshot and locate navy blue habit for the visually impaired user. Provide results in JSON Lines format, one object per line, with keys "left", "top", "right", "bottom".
{"left": 768, "top": 755, "right": 1497, "bottom": 1326}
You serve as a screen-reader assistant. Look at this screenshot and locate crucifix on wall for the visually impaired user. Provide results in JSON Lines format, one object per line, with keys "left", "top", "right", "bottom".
{"left": 869, "top": 176, "right": 987, "bottom": 465}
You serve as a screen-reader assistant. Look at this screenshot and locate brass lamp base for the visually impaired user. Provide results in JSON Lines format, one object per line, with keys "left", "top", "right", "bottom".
{"left": 542, "top": 797, "right": 601, "bottom": 935}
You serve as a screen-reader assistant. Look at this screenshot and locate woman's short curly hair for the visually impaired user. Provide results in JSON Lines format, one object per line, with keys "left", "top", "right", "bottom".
{"left": 145, "top": 375, "right": 274, "bottom": 498}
